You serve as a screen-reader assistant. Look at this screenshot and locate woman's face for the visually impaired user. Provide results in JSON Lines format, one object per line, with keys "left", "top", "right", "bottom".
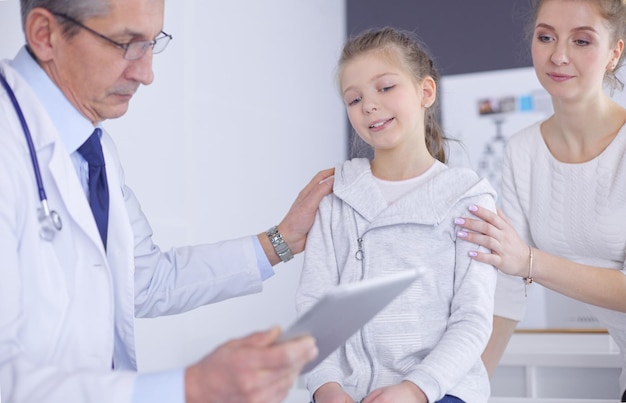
{"left": 531, "top": 0, "right": 623, "bottom": 102}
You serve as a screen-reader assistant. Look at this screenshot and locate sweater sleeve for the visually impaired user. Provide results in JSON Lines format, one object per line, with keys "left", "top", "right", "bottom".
{"left": 403, "top": 191, "right": 498, "bottom": 402}
{"left": 295, "top": 195, "right": 346, "bottom": 399}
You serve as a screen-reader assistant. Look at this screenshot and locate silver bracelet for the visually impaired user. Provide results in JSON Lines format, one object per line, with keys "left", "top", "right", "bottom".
{"left": 523, "top": 246, "right": 534, "bottom": 297}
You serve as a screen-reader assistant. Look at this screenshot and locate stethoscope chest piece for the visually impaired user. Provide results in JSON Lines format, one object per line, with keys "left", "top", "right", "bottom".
{"left": 38, "top": 200, "right": 62, "bottom": 241}
{"left": 50, "top": 210, "right": 62, "bottom": 230}
{"left": 0, "top": 71, "right": 63, "bottom": 242}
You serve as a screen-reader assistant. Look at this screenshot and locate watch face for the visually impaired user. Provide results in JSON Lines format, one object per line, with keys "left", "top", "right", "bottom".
{"left": 267, "top": 227, "right": 293, "bottom": 262}
{"left": 268, "top": 228, "right": 282, "bottom": 243}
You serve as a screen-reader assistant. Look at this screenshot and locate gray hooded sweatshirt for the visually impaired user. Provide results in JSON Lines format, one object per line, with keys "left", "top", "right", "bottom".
{"left": 297, "top": 158, "right": 498, "bottom": 403}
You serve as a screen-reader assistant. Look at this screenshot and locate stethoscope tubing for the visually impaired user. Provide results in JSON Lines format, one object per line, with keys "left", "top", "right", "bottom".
{"left": 1, "top": 70, "right": 62, "bottom": 237}
{"left": 0, "top": 71, "right": 49, "bottom": 206}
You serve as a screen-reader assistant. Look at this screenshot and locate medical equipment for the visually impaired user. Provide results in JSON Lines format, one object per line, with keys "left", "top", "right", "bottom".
{"left": 0, "top": 71, "right": 62, "bottom": 241}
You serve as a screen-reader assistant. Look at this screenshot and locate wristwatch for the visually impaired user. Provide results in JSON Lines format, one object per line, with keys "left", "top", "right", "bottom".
{"left": 266, "top": 226, "right": 294, "bottom": 262}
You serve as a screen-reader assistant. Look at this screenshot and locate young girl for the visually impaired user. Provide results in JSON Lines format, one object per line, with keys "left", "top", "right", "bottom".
{"left": 296, "top": 27, "right": 498, "bottom": 403}
{"left": 456, "top": 0, "right": 626, "bottom": 399}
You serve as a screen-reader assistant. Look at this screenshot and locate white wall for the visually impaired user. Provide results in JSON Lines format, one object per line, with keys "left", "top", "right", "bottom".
{"left": 0, "top": 1, "right": 346, "bottom": 401}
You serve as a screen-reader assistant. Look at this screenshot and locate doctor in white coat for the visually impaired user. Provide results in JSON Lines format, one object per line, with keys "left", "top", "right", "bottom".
{"left": 0, "top": 0, "right": 333, "bottom": 402}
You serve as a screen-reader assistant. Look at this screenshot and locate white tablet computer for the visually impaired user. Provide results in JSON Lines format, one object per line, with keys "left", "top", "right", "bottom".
{"left": 277, "top": 269, "right": 419, "bottom": 374}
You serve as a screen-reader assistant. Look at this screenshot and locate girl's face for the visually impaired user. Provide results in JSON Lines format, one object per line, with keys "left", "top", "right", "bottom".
{"left": 339, "top": 50, "right": 434, "bottom": 154}
{"left": 531, "top": 0, "right": 623, "bottom": 102}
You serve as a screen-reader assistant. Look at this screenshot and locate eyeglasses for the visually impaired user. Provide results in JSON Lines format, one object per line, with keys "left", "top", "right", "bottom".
{"left": 53, "top": 12, "right": 172, "bottom": 61}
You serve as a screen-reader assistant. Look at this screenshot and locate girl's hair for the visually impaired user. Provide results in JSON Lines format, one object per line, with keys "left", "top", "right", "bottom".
{"left": 338, "top": 27, "right": 448, "bottom": 163}
{"left": 20, "top": 0, "right": 109, "bottom": 39}
{"left": 528, "top": 0, "right": 626, "bottom": 92}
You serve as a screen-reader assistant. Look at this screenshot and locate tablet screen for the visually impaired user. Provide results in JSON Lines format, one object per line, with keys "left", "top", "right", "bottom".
{"left": 278, "top": 269, "right": 419, "bottom": 374}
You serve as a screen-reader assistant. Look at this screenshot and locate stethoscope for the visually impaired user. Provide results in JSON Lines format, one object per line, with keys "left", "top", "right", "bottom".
{"left": 0, "top": 71, "right": 62, "bottom": 241}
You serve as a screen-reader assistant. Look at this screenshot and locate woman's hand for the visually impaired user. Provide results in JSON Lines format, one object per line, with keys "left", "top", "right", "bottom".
{"left": 455, "top": 205, "right": 530, "bottom": 278}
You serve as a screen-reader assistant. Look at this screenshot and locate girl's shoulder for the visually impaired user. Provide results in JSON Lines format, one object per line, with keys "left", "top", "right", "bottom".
{"left": 431, "top": 163, "right": 497, "bottom": 201}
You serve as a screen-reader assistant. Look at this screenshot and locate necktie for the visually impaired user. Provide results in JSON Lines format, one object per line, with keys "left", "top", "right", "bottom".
{"left": 77, "top": 128, "right": 109, "bottom": 249}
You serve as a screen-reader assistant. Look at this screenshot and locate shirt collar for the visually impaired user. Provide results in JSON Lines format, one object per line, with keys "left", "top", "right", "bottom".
{"left": 9, "top": 46, "right": 98, "bottom": 152}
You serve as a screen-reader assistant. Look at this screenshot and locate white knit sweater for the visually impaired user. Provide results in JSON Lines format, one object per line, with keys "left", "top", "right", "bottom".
{"left": 494, "top": 121, "right": 626, "bottom": 390}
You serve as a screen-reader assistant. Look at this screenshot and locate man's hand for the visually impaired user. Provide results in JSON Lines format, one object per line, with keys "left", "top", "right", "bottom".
{"left": 185, "top": 327, "right": 318, "bottom": 403}
{"left": 260, "top": 168, "right": 334, "bottom": 265}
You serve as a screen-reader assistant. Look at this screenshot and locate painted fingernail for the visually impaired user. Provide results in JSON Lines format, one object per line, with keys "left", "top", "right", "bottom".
{"left": 457, "top": 231, "right": 468, "bottom": 238}
{"left": 454, "top": 218, "right": 465, "bottom": 225}
{"left": 469, "top": 204, "right": 478, "bottom": 212}
{"left": 468, "top": 251, "right": 478, "bottom": 257}
{"left": 320, "top": 175, "right": 335, "bottom": 184}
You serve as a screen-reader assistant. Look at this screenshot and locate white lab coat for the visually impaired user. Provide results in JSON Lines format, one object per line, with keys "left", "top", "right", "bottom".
{"left": 0, "top": 61, "right": 264, "bottom": 402}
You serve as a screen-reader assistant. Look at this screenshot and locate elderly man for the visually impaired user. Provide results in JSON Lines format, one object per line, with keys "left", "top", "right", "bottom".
{"left": 0, "top": 0, "right": 334, "bottom": 401}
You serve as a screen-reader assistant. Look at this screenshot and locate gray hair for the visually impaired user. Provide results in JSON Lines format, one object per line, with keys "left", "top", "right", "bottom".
{"left": 20, "top": 0, "right": 110, "bottom": 38}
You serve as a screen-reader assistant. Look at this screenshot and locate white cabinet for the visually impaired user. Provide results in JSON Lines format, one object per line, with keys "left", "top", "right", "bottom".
{"left": 489, "top": 332, "right": 621, "bottom": 402}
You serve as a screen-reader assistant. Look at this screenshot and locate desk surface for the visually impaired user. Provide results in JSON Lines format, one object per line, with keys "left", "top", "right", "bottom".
{"left": 500, "top": 332, "right": 620, "bottom": 368}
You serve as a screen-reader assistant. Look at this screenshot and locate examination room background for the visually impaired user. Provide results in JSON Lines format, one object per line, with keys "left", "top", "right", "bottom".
{"left": 2, "top": 1, "right": 622, "bottom": 402}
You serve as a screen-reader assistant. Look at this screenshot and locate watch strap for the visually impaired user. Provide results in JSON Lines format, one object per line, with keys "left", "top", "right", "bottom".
{"left": 266, "top": 226, "right": 294, "bottom": 262}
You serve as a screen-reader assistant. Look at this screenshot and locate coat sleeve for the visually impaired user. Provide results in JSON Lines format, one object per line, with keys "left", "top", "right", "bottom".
{"left": 100, "top": 133, "right": 265, "bottom": 318}
{"left": 127, "top": 186, "right": 265, "bottom": 317}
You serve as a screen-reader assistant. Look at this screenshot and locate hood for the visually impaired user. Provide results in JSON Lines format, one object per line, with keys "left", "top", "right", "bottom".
{"left": 333, "top": 158, "right": 497, "bottom": 225}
